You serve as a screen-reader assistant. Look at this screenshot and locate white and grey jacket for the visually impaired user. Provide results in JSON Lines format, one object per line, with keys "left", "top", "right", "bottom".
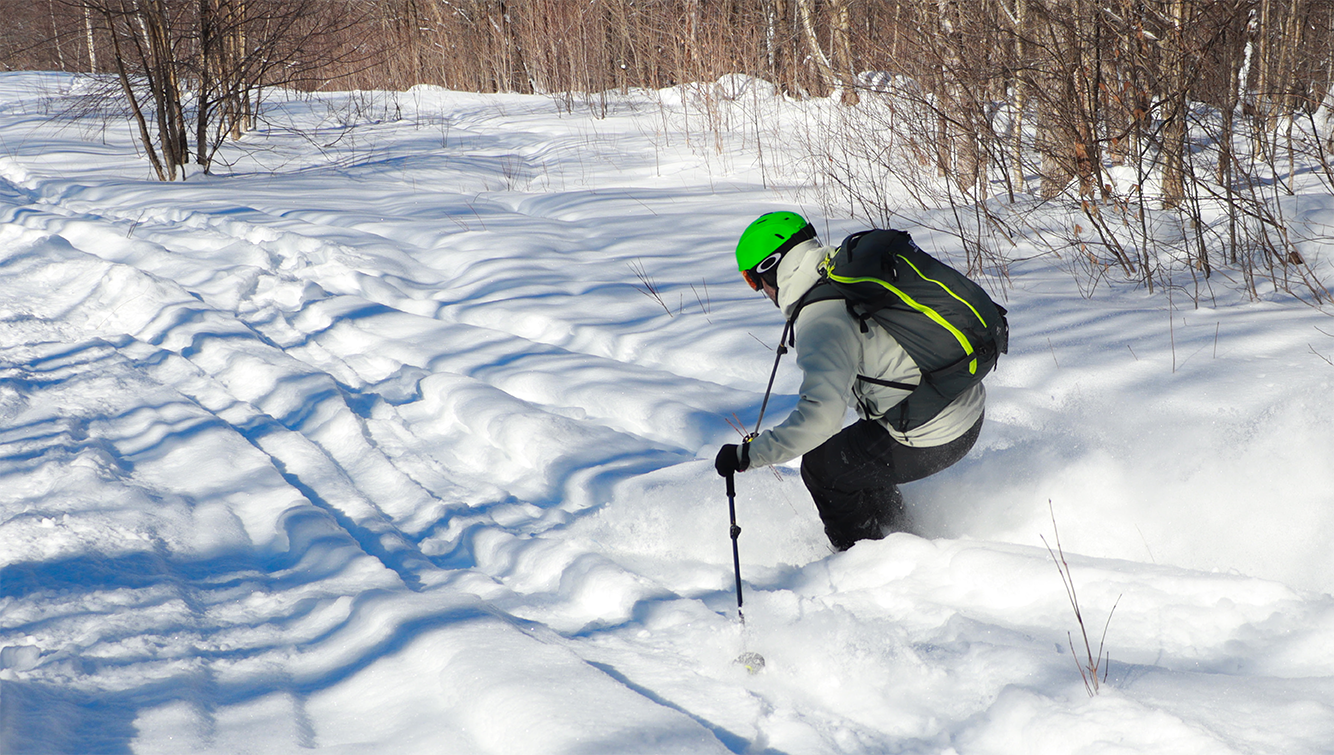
{"left": 743, "top": 238, "right": 986, "bottom": 470}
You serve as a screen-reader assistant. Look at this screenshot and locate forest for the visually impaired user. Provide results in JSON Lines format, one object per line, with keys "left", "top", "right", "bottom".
{"left": 4, "top": 0, "right": 1333, "bottom": 299}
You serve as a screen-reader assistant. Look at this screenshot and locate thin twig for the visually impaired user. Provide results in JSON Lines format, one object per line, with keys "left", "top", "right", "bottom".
{"left": 1042, "top": 500, "right": 1119, "bottom": 697}
{"left": 748, "top": 332, "right": 775, "bottom": 351}
{"left": 690, "top": 280, "right": 712, "bottom": 322}
{"left": 628, "top": 259, "right": 672, "bottom": 317}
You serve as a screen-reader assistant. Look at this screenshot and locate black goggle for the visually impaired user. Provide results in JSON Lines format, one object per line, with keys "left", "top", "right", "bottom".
{"left": 742, "top": 252, "right": 783, "bottom": 291}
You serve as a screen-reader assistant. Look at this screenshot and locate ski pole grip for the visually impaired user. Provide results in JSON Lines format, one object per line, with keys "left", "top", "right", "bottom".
{"left": 725, "top": 471, "right": 735, "bottom": 498}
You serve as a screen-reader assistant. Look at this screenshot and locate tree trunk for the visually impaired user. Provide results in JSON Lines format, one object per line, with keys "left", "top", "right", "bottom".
{"left": 196, "top": 0, "right": 212, "bottom": 167}
{"left": 105, "top": 8, "right": 168, "bottom": 180}
{"left": 83, "top": 2, "right": 97, "bottom": 72}
{"left": 796, "top": 0, "right": 835, "bottom": 97}
{"left": 1160, "top": 0, "right": 1187, "bottom": 209}
{"left": 1009, "top": 0, "right": 1027, "bottom": 198}
{"left": 832, "top": 0, "right": 857, "bottom": 104}
{"left": 49, "top": 0, "right": 67, "bottom": 71}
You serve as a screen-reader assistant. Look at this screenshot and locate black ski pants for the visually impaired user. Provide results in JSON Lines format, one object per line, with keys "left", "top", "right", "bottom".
{"left": 800, "top": 414, "right": 983, "bottom": 551}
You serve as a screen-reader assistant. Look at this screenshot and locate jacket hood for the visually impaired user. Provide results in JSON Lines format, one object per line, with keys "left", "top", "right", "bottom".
{"left": 774, "top": 238, "right": 830, "bottom": 318}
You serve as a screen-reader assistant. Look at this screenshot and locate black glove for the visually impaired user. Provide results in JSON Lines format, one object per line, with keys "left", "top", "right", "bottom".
{"left": 714, "top": 443, "right": 750, "bottom": 477}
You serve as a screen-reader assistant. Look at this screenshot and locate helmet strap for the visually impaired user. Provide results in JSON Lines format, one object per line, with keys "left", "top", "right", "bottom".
{"left": 773, "top": 225, "right": 816, "bottom": 257}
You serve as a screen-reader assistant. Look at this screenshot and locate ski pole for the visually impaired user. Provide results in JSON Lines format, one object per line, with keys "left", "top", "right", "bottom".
{"left": 726, "top": 471, "right": 744, "bottom": 621}
{"left": 726, "top": 472, "right": 766, "bottom": 673}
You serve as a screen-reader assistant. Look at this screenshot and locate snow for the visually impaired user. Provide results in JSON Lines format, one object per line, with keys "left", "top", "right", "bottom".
{"left": 3, "top": 70, "right": 1334, "bottom": 754}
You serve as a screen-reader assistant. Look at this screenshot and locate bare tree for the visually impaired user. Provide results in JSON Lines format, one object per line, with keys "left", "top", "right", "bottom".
{"left": 72, "top": 0, "right": 371, "bottom": 179}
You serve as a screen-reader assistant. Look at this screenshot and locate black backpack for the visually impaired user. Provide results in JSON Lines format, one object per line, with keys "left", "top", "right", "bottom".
{"left": 788, "top": 229, "right": 1009, "bottom": 433}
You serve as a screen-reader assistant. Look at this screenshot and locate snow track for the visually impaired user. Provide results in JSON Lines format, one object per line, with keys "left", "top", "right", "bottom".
{"left": 1, "top": 82, "right": 760, "bottom": 752}
{"left": 0, "top": 234, "right": 734, "bottom": 748}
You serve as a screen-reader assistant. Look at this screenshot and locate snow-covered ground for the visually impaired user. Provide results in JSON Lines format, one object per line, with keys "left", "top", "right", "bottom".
{"left": 3, "top": 71, "right": 1334, "bottom": 754}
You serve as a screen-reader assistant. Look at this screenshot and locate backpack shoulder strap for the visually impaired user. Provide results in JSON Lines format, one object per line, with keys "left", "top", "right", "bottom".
{"left": 781, "top": 278, "right": 840, "bottom": 345}
{"left": 750, "top": 278, "right": 839, "bottom": 435}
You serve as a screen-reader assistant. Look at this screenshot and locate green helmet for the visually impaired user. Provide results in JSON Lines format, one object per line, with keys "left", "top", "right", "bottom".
{"left": 735, "top": 212, "right": 816, "bottom": 272}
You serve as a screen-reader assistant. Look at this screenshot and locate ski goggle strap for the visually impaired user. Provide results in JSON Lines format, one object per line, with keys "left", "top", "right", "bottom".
{"left": 739, "top": 224, "right": 816, "bottom": 290}
{"left": 742, "top": 251, "right": 783, "bottom": 291}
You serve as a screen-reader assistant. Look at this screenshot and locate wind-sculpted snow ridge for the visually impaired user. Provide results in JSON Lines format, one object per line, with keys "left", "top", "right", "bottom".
{"left": 3, "top": 71, "right": 1334, "bottom": 754}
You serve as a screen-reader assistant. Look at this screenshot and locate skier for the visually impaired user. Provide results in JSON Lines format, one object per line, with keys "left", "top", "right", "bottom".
{"left": 715, "top": 211, "right": 987, "bottom": 551}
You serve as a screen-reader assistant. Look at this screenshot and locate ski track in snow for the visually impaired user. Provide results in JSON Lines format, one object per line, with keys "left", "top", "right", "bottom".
{"left": 3, "top": 72, "right": 1334, "bottom": 754}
